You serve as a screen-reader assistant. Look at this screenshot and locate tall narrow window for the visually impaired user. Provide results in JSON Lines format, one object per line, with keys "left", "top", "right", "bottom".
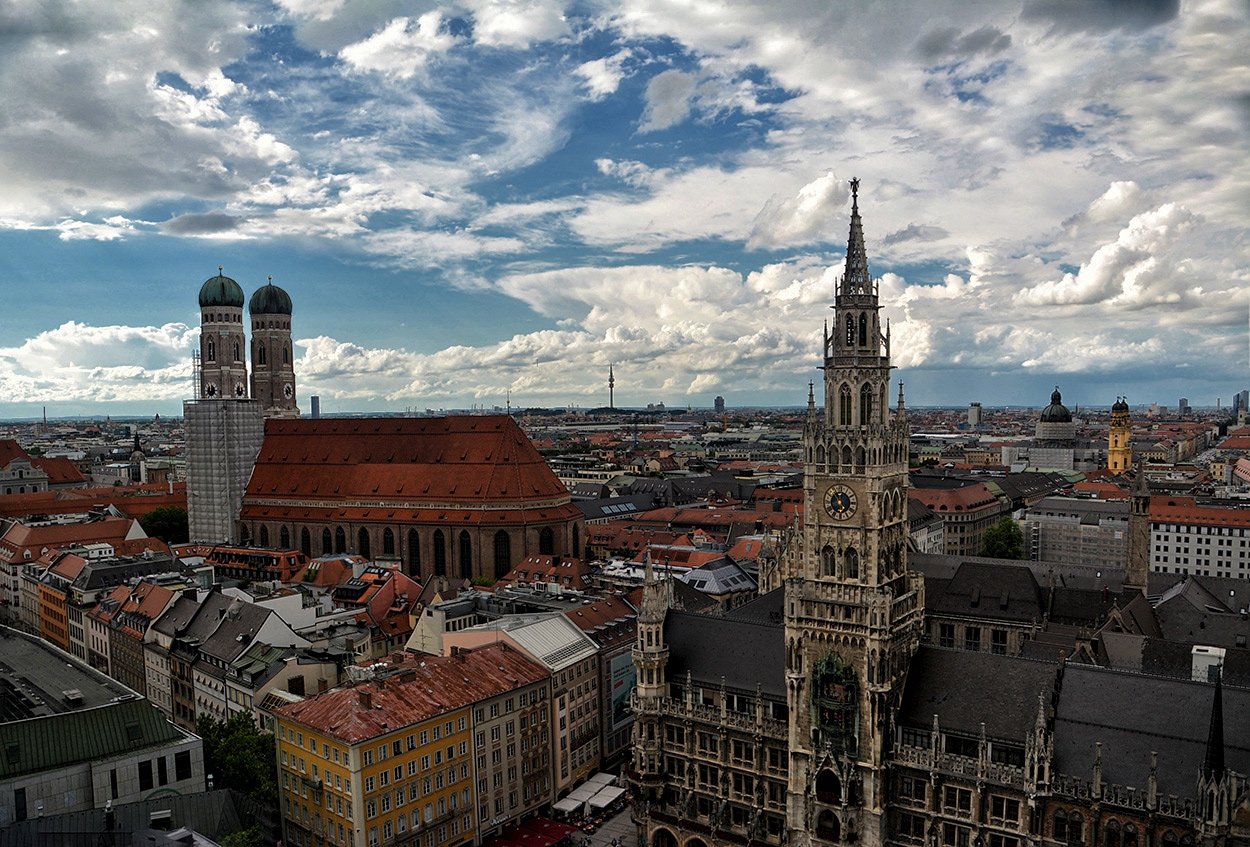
{"left": 358, "top": 528, "right": 371, "bottom": 560}
{"left": 459, "top": 531, "right": 473, "bottom": 579}
{"left": 233, "top": 341, "right": 240, "bottom": 361}
{"left": 845, "top": 314, "right": 854, "bottom": 346}
{"left": 280, "top": 526, "right": 290, "bottom": 548}
{"left": 434, "top": 530, "right": 447, "bottom": 575}
{"left": 383, "top": 528, "right": 395, "bottom": 556}
{"left": 858, "top": 313, "right": 867, "bottom": 347}
{"left": 258, "top": 344, "right": 266, "bottom": 366}
{"left": 860, "top": 383, "right": 873, "bottom": 425}
{"left": 539, "top": 527, "right": 554, "bottom": 555}
{"left": 301, "top": 528, "right": 311, "bottom": 557}
{"left": 839, "top": 384, "right": 852, "bottom": 426}
{"left": 845, "top": 547, "right": 859, "bottom": 579}
{"left": 206, "top": 338, "right": 215, "bottom": 362}
{"left": 494, "top": 531, "right": 512, "bottom": 578}
{"left": 284, "top": 345, "right": 290, "bottom": 364}
{"left": 822, "top": 546, "right": 837, "bottom": 577}
{"left": 322, "top": 528, "right": 332, "bottom": 555}
{"left": 335, "top": 526, "right": 346, "bottom": 554}
{"left": 408, "top": 529, "right": 420, "bottom": 573}
{"left": 259, "top": 525, "right": 270, "bottom": 547}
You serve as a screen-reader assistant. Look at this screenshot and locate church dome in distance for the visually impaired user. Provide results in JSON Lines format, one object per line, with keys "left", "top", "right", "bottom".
{"left": 198, "top": 268, "right": 245, "bottom": 308}
{"left": 249, "top": 278, "right": 293, "bottom": 315}
{"left": 1040, "top": 387, "right": 1072, "bottom": 423}
{"left": 1112, "top": 396, "right": 1130, "bottom": 413}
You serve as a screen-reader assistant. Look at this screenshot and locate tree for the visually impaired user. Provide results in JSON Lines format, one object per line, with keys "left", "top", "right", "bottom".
{"left": 196, "top": 712, "right": 278, "bottom": 807}
{"left": 979, "top": 515, "right": 1026, "bottom": 560}
{"left": 139, "top": 505, "right": 189, "bottom": 543}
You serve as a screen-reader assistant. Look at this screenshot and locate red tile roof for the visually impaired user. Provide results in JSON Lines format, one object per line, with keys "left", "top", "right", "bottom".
{"left": 275, "top": 642, "right": 549, "bottom": 743}
{"left": 30, "top": 456, "right": 87, "bottom": 485}
{"left": 908, "top": 484, "right": 1000, "bottom": 512}
{"left": 243, "top": 416, "right": 580, "bottom": 525}
{"left": 1150, "top": 496, "right": 1250, "bottom": 527}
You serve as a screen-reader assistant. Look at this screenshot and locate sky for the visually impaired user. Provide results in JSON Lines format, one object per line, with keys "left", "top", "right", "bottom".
{"left": 0, "top": 0, "right": 1247, "bottom": 418}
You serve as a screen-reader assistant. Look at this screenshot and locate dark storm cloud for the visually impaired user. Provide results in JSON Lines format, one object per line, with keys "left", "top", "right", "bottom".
{"left": 161, "top": 212, "right": 245, "bottom": 235}
{"left": 1021, "top": 0, "right": 1180, "bottom": 34}
{"left": 883, "top": 224, "right": 948, "bottom": 246}
{"left": 915, "top": 24, "right": 1012, "bottom": 60}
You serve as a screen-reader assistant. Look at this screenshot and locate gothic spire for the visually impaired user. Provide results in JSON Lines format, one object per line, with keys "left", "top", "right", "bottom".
{"left": 1203, "top": 668, "right": 1225, "bottom": 781}
{"left": 840, "top": 177, "right": 873, "bottom": 296}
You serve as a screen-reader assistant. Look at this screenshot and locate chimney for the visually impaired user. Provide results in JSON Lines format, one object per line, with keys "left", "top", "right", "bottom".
{"left": 358, "top": 689, "right": 372, "bottom": 709}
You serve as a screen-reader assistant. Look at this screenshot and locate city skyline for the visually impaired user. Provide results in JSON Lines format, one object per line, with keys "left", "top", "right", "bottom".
{"left": 0, "top": 0, "right": 1246, "bottom": 417}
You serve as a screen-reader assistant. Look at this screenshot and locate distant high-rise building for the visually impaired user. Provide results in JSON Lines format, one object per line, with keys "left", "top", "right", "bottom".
{"left": 968, "top": 401, "right": 982, "bottom": 427}
{"left": 1240, "top": 390, "right": 1248, "bottom": 414}
{"left": 310, "top": 395, "right": 320, "bottom": 418}
{"left": 714, "top": 395, "right": 725, "bottom": 414}
{"left": 1179, "top": 397, "right": 1190, "bottom": 414}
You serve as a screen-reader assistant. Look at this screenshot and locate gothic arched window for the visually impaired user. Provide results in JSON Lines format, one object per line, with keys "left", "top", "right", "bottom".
{"left": 334, "top": 526, "right": 346, "bottom": 554}
{"left": 383, "top": 528, "right": 395, "bottom": 556}
{"left": 494, "top": 530, "right": 511, "bottom": 578}
{"left": 279, "top": 526, "right": 290, "bottom": 548}
{"left": 839, "top": 384, "right": 852, "bottom": 426}
{"left": 206, "top": 338, "right": 215, "bottom": 362}
{"left": 233, "top": 340, "right": 240, "bottom": 361}
{"left": 821, "top": 545, "right": 837, "bottom": 577}
{"left": 459, "top": 531, "right": 472, "bottom": 579}
{"left": 845, "top": 314, "right": 854, "bottom": 346}
{"left": 284, "top": 345, "right": 290, "bottom": 364}
{"left": 357, "top": 528, "right": 370, "bottom": 560}
{"left": 539, "top": 527, "right": 554, "bottom": 555}
{"left": 259, "top": 525, "right": 270, "bottom": 547}
{"left": 300, "top": 528, "right": 311, "bottom": 557}
{"left": 845, "top": 547, "right": 859, "bottom": 579}
{"left": 258, "top": 344, "right": 266, "bottom": 366}
{"left": 860, "top": 383, "right": 873, "bottom": 425}
{"left": 858, "top": 313, "right": 867, "bottom": 347}
{"left": 408, "top": 529, "right": 420, "bottom": 573}
{"left": 433, "top": 530, "right": 446, "bottom": 575}
{"left": 322, "top": 528, "right": 332, "bottom": 555}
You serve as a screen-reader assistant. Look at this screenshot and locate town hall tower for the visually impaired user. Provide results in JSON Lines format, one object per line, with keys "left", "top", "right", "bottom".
{"left": 785, "top": 179, "right": 925, "bottom": 847}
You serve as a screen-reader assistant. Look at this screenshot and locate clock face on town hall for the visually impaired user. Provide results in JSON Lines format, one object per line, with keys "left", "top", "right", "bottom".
{"left": 825, "top": 483, "right": 857, "bottom": 520}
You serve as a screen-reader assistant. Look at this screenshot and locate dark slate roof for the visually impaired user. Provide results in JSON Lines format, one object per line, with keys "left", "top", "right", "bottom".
{"left": 1152, "top": 578, "right": 1250, "bottom": 649}
{"left": 926, "top": 561, "right": 1046, "bottom": 623}
{"left": 897, "top": 646, "right": 1058, "bottom": 740}
{"left": 1049, "top": 585, "right": 1123, "bottom": 626}
{"left": 665, "top": 609, "right": 785, "bottom": 699}
{"left": 1140, "top": 639, "right": 1250, "bottom": 688}
{"left": 0, "top": 697, "right": 190, "bottom": 780}
{"left": 0, "top": 788, "right": 268, "bottom": 847}
{"left": 1052, "top": 663, "right": 1250, "bottom": 799}
{"left": 724, "top": 587, "right": 785, "bottom": 626}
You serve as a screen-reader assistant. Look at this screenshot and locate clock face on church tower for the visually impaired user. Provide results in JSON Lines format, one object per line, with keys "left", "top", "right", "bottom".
{"left": 825, "top": 484, "right": 857, "bottom": 520}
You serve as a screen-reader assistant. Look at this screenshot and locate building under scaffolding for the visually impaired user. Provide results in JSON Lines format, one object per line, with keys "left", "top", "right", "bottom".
{"left": 184, "top": 399, "right": 264, "bottom": 544}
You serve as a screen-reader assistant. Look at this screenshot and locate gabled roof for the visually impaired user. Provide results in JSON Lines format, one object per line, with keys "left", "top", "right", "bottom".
{"left": 30, "top": 456, "right": 87, "bottom": 485}
{"left": 925, "top": 560, "right": 1046, "bottom": 622}
{"left": 665, "top": 608, "right": 785, "bottom": 699}
{"left": 898, "top": 646, "right": 1057, "bottom": 741}
{"left": 677, "top": 556, "right": 756, "bottom": 596}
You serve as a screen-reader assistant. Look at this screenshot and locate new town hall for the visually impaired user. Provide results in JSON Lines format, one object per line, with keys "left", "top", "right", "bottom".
{"left": 627, "top": 182, "right": 1249, "bottom": 847}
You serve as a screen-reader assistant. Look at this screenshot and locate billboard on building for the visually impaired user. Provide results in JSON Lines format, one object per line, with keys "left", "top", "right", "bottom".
{"left": 610, "top": 651, "right": 637, "bottom": 731}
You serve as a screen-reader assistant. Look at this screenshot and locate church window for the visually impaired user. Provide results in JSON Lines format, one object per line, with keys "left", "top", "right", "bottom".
{"left": 494, "top": 531, "right": 511, "bottom": 578}
{"left": 573, "top": 531, "right": 580, "bottom": 559}
{"left": 259, "top": 525, "right": 270, "bottom": 547}
{"left": 459, "top": 531, "right": 472, "bottom": 578}
{"left": 845, "top": 314, "right": 854, "bottom": 346}
{"left": 1105, "top": 822, "right": 1121, "bottom": 847}
{"left": 845, "top": 547, "right": 859, "bottom": 579}
{"left": 539, "top": 527, "right": 554, "bottom": 555}
{"left": 240, "top": 524, "right": 250, "bottom": 545}
{"left": 816, "top": 810, "right": 840, "bottom": 841}
{"left": 322, "top": 529, "right": 332, "bottom": 556}
{"left": 860, "top": 383, "right": 873, "bottom": 425}
{"left": 1123, "top": 825, "right": 1137, "bottom": 847}
{"left": 284, "top": 345, "right": 290, "bottom": 364}
{"left": 280, "top": 526, "right": 290, "bottom": 548}
{"left": 301, "top": 528, "right": 311, "bottom": 557}
{"left": 383, "top": 528, "right": 395, "bottom": 555}
{"left": 258, "top": 344, "right": 266, "bottom": 366}
{"left": 335, "top": 527, "right": 346, "bottom": 554}
{"left": 233, "top": 340, "right": 240, "bottom": 361}
{"left": 821, "top": 546, "right": 837, "bottom": 577}
{"left": 839, "top": 384, "right": 852, "bottom": 426}
{"left": 433, "top": 530, "right": 447, "bottom": 575}
{"left": 408, "top": 530, "right": 420, "bottom": 572}
{"left": 858, "top": 313, "right": 867, "bottom": 347}
{"left": 358, "top": 528, "right": 371, "bottom": 560}
{"left": 206, "top": 339, "right": 215, "bottom": 362}
{"left": 815, "top": 770, "right": 840, "bottom": 804}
